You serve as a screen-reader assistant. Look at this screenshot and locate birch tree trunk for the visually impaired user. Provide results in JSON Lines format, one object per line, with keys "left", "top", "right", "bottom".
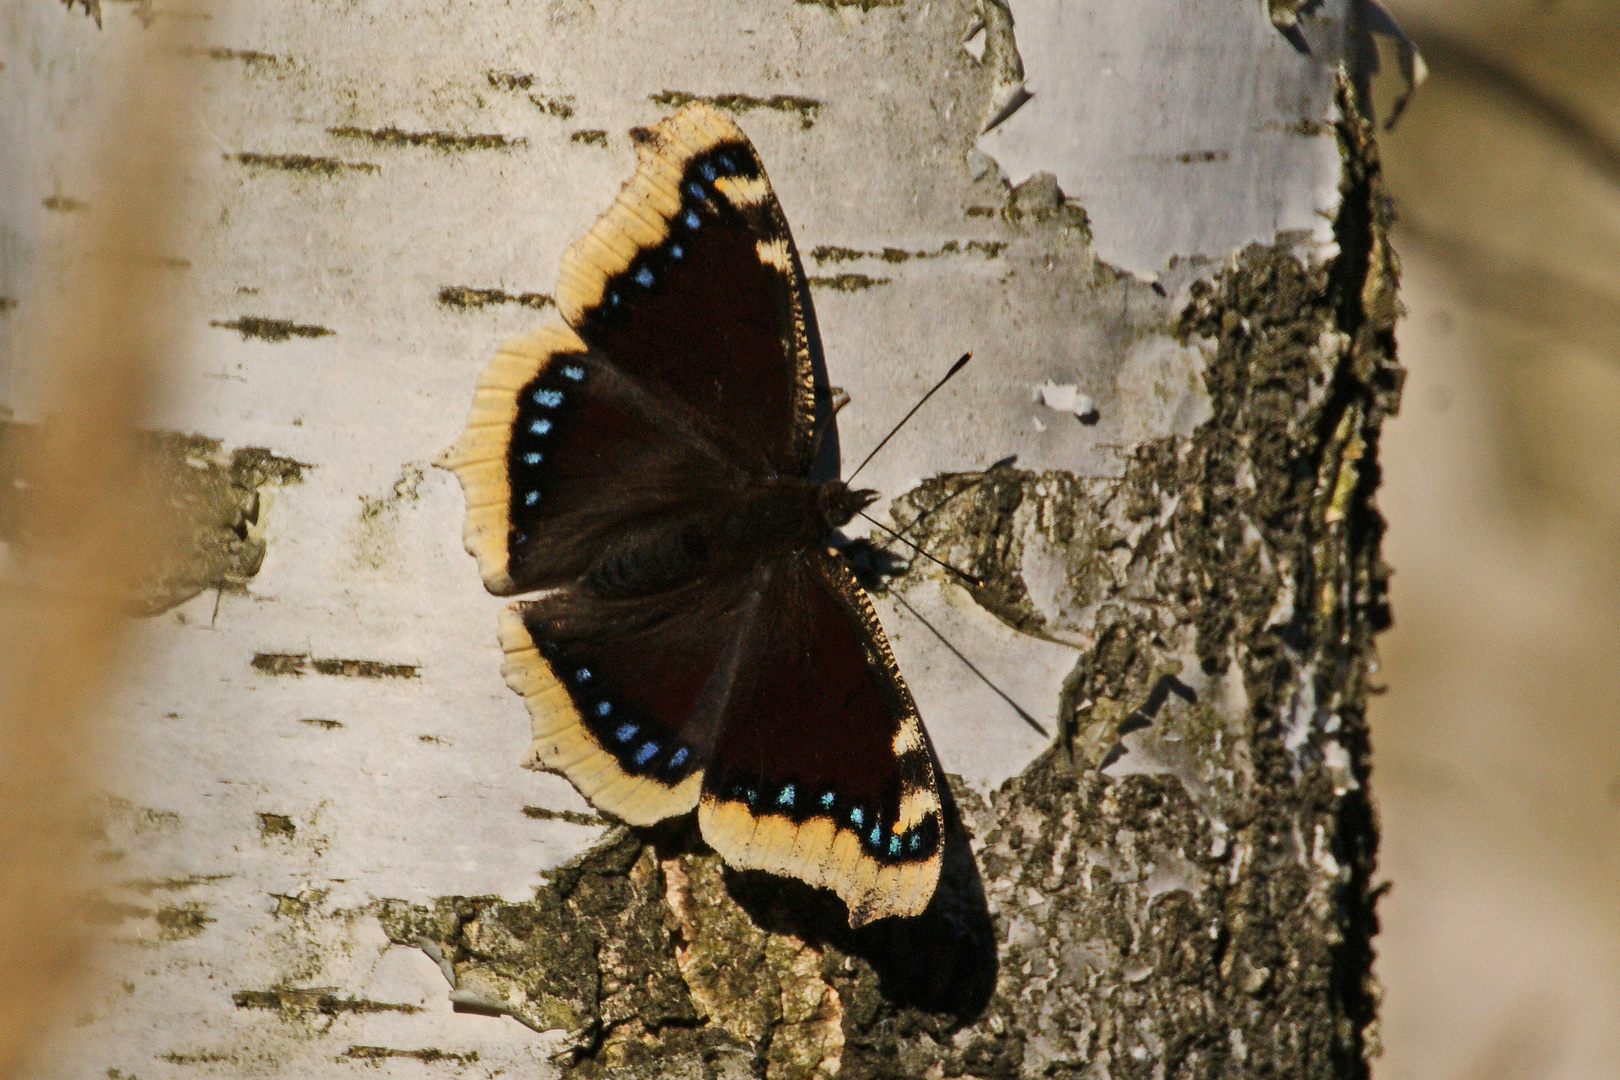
{"left": 3, "top": 0, "right": 1399, "bottom": 1077}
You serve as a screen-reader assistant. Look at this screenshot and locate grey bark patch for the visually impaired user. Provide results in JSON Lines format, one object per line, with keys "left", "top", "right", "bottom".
{"left": 648, "top": 90, "right": 823, "bottom": 130}
{"left": 209, "top": 316, "right": 334, "bottom": 341}
{"left": 0, "top": 426, "right": 304, "bottom": 615}
{"left": 227, "top": 152, "right": 378, "bottom": 175}
{"left": 437, "top": 285, "right": 553, "bottom": 310}
{"left": 326, "top": 126, "right": 525, "bottom": 151}
{"left": 249, "top": 654, "right": 419, "bottom": 679}
{"left": 880, "top": 466, "right": 1115, "bottom": 642}
{"left": 374, "top": 830, "right": 703, "bottom": 1053}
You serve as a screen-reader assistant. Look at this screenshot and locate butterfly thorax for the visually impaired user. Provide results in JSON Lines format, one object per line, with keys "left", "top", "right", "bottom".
{"left": 580, "top": 479, "right": 875, "bottom": 601}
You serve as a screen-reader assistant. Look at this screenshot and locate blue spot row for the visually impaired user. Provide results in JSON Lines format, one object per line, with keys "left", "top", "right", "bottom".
{"left": 533, "top": 387, "right": 563, "bottom": 408}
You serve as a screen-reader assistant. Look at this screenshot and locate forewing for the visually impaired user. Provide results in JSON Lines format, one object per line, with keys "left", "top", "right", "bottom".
{"left": 555, "top": 102, "right": 819, "bottom": 477}
{"left": 698, "top": 547, "right": 944, "bottom": 927}
{"left": 436, "top": 324, "right": 736, "bottom": 595}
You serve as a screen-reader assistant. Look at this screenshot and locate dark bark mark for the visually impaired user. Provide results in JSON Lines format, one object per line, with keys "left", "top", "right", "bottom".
{"left": 648, "top": 90, "right": 823, "bottom": 130}
{"left": 327, "top": 126, "right": 525, "bottom": 151}
{"left": 250, "top": 654, "right": 419, "bottom": 679}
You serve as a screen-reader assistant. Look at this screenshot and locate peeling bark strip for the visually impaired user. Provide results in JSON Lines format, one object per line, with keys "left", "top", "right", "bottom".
{"left": 249, "top": 654, "right": 420, "bottom": 678}
{"left": 648, "top": 90, "right": 822, "bottom": 129}
{"left": 380, "top": 82, "right": 1396, "bottom": 1080}
{"left": 326, "top": 126, "right": 525, "bottom": 150}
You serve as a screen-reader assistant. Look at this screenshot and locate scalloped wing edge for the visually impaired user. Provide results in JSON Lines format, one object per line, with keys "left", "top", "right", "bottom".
{"left": 555, "top": 102, "right": 750, "bottom": 328}
{"left": 498, "top": 603, "right": 702, "bottom": 826}
{"left": 433, "top": 323, "right": 588, "bottom": 595}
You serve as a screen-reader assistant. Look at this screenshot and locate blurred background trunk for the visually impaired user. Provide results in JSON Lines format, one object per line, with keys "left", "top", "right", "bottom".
{"left": 2, "top": 1, "right": 1409, "bottom": 1077}
{"left": 1370, "top": 3, "right": 1620, "bottom": 1078}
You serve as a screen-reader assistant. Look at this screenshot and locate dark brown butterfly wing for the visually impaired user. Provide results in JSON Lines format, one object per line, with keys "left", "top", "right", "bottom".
{"left": 498, "top": 573, "right": 759, "bottom": 826}
{"left": 698, "top": 547, "right": 944, "bottom": 925}
{"left": 555, "top": 105, "right": 818, "bottom": 477}
{"left": 436, "top": 325, "right": 739, "bottom": 595}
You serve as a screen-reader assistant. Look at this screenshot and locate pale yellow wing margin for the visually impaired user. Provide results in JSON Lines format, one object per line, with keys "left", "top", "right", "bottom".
{"left": 552, "top": 102, "right": 819, "bottom": 470}
{"left": 698, "top": 797, "right": 940, "bottom": 930}
{"left": 433, "top": 324, "right": 587, "bottom": 596}
{"left": 499, "top": 604, "right": 703, "bottom": 826}
{"left": 555, "top": 102, "right": 742, "bottom": 327}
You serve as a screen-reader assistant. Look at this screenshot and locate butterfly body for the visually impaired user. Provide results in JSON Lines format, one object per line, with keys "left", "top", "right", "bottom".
{"left": 578, "top": 477, "right": 875, "bottom": 601}
{"left": 440, "top": 104, "right": 944, "bottom": 926}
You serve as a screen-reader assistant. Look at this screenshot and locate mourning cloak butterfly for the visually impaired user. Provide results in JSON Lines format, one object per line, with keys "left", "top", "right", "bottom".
{"left": 437, "top": 103, "right": 943, "bottom": 926}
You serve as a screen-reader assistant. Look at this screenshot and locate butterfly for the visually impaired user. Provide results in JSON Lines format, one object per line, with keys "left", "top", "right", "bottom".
{"left": 437, "top": 103, "right": 944, "bottom": 927}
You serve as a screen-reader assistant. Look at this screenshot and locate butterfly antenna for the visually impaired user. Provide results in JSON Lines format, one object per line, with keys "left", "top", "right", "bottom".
{"left": 889, "top": 590, "right": 1050, "bottom": 738}
{"left": 856, "top": 510, "right": 984, "bottom": 589}
{"left": 847, "top": 352, "right": 972, "bottom": 483}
